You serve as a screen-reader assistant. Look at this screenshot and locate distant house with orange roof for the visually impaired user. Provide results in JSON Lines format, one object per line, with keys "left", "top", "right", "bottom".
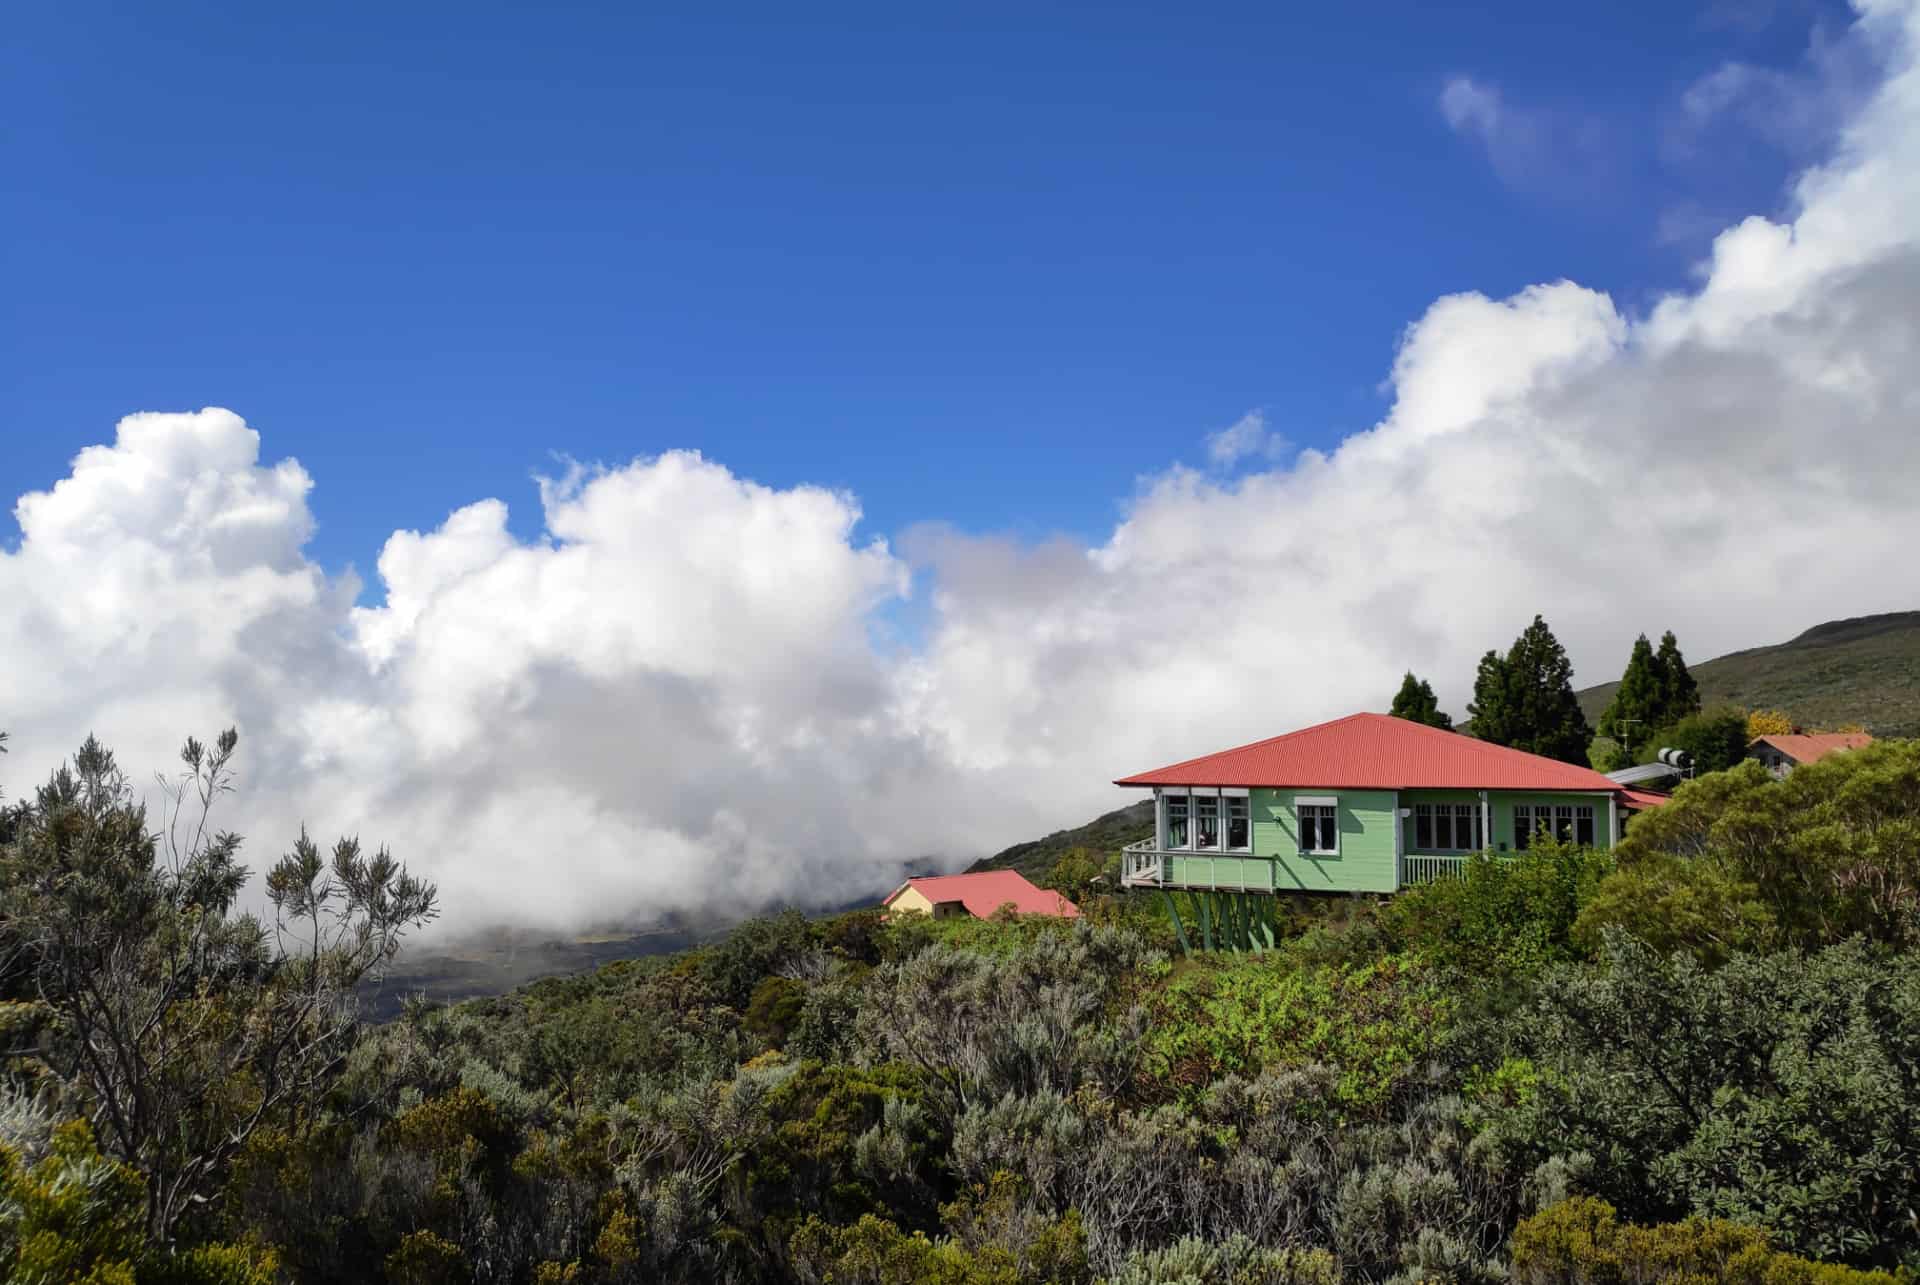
{"left": 882, "top": 870, "right": 1080, "bottom": 921}
{"left": 1748, "top": 731, "right": 1874, "bottom": 777}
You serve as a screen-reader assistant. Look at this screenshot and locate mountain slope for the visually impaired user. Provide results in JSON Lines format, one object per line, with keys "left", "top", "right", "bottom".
{"left": 966, "top": 799, "right": 1154, "bottom": 880}
{"left": 1577, "top": 611, "right": 1920, "bottom": 737}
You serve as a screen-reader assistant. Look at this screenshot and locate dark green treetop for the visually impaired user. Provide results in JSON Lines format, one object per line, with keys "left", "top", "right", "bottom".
{"left": 1389, "top": 672, "right": 1454, "bottom": 730}
{"left": 1468, "top": 615, "right": 1594, "bottom": 765}
{"left": 1597, "top": 634, "right": 1663, "bottom": 756}
{"left": 1654, "top": 630, "right": 1701, "bottom": 722}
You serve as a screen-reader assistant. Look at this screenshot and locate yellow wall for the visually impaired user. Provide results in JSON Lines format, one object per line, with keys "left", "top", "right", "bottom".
{"left": 884, "top": 886, "right": 966, "bottom": 918}
{"left": 886, "top": 885, "right": 936, "bottom": 916}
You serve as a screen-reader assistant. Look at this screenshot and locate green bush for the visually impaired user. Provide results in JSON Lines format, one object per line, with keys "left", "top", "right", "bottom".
{"left": 743, "top": 975, "right": 808, "bottom": 1051}
{"left": 1144, "top": 954, "right": 1452, "bottom": 1111}
{"left": 1572, "top": 853, "right": 1777, "bottom": 965}
{"left": 1617, "top": 741, "right": 1920, "bottom": 950}
{"left": 0, "top": 1121, "right": 276, "bottom": 1285}
{"left": 1641, "top": 703, "right": 1751, "bottom": 775}
{"left": 1511, "top": 1196, "right": 1902, "bottom": 1284}
{"left": 699, "top": 909, "right": 817, "bottom": 1007}
{"left": 1491, "top": 937, "right": 1920, "bottom": 1268}
{"left": 1383, "top": 840, "right": 1614, "bottom": 976}
{"left": 786, "top": 1208, "right": 1088, "bottom": 1285}
{"left": 1106, "top": 1234, "right": 1339, "bottom": 1285}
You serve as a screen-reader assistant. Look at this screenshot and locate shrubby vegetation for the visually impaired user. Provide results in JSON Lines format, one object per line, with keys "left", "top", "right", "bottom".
{"left": 6, "top": 731, "right": 1920, "bottom": 1280}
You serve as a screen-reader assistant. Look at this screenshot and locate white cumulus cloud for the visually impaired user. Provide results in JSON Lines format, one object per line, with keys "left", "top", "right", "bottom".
{"left": 1204, "top": 411, "right": 1287, "bottom": 467}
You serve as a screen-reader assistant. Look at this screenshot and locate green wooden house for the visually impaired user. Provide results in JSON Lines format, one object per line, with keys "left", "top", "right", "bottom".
{"left": 1116, "top": 712, "right": 1657, "bottom": 894}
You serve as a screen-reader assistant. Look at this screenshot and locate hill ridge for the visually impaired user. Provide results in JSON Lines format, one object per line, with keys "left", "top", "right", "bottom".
{"left": 1576, "top": 610, "right": 1920, "bottom": 738}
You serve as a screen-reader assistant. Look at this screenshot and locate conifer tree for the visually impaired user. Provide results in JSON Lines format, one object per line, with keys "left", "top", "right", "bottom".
{"left": 1654, "top": 630, "right": 1700, "bottom": 722}
{"left": 1468, "top": 616, "right": 1593, "bottom": 764}
{"left": 1389, "top": 672, "right": 1453, "bottom": 729}
{"left": 1466, "top": 650, "right": 1513, "bottom": 745}
{"left": 1597, "top": 635, "right": 1663, "bottom": 756}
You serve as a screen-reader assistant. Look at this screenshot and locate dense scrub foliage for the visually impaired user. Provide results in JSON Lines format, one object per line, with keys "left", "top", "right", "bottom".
{"left": 5, "top": 732, "right": 1920, "bottom": 1281}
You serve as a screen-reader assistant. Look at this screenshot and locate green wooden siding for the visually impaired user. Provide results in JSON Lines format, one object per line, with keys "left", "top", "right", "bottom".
{"left": 1162, "top": 789, "right": 1397, "bottom": 893}
{"left": 1260, "top": 787, "right": 1397, "bottom": 893}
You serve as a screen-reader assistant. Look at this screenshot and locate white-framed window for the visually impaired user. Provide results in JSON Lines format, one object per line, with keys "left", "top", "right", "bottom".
{"left": 1159, "top": 790, "right": 1251, "bottom": 851}
{"left": 1513, "top": 803, "right": 1595, "bottom": 849}
{"left": 1195, "top": 795, "right": 1221, "bottom": 849}
{"left": 1413, "top": 802, "right": 1483, "bottom": 852}
{"left": 1295, "top": 798, "right": 1338, "bottom": 855}
{"left": 1226, "top": 795, "right": 1250, "bottom": 850}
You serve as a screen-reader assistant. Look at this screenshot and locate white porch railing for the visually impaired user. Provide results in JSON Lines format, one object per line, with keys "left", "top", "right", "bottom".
{"left": 1121, "top": 838, "right": 1162, "bottom": 887}
{"left": 1125, "top": 839, "right": 1477, "bottom": 891}
{"left": 1401, "top": 854, "right": 1471, "bottom": 886}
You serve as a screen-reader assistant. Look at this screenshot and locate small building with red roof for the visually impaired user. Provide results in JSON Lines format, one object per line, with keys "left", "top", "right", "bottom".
{"left": 1115, "top": 712, "right": 1650, "bottom": 894}
{"left": 883, "top": 870, "right": 1080, "bottom": 921}
{"left": 1748, "top": 731, "right": 1873, "bottom": 777}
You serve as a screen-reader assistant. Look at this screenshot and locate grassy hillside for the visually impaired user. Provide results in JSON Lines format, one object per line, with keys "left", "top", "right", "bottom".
{"left": 966, "top": 798, "right": 1154, "bottom": 879}
{"left": 1578, "top": 611, "right": 1920, "bottom": 737}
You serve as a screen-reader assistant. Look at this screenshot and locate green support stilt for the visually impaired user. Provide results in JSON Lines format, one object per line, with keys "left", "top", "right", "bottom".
{"left": 1160, "top": 890, "right": 1192, "bottom": 958}
{"left": 1160, "top": 887, "right": 1286, "bottom": 957}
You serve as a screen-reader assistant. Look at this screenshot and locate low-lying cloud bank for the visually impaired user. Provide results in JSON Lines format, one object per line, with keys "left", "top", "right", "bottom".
{"left": 5, "top": 0, "right": 1919, "bottom": 934}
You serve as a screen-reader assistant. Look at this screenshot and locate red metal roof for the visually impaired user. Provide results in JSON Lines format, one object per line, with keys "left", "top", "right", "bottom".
{"left": 1115, "top": 712, "right": 1622, "bottom": 792}
{"left": 1618, "top": 787, "right": 1671, "bottom": 811}
{"left": 1750, "top": 732, "right": 1874, "bottom": 764}
{"left": 885, "top": 870, "right": 1080, "bottom": 919}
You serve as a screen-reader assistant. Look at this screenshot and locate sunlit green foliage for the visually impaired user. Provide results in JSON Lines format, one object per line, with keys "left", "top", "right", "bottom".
{"left": 1617, "top": 740, "right": 1920, "bottom": 949}
{"left": 0, "top": 1121, "right": 275, "bottom": 1285}
{"left": 1642, "top": 702, "right": 1751, "bottom": 773}
{"left": 1382, "top": 840, "right": 1614, "bottom": 977}
{"left": 1511, "top": 1197, "right": 1901, "bottom": 1284}
{"left": 1144, "top": 954, "right": 1452, "bottom": 1110}
{"left": 1572, "top": 853, "right": 1778, "bottom": 965}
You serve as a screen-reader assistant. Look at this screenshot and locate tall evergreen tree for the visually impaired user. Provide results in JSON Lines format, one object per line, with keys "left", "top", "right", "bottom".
{"left": 1389, "top": 672, "right": 1454, "bottom": 729}
{"left": 1466, "top": 649, "right": 1514, "bottom": 745}
{"left": 1654, "top": 630, "right": 1700, "bottom": 722}
{"left": 1597, "top": 634, "right": 1663, "bottom": 756}
{"left": 1468, "top": 616, "right": 1593, "bottom": 764}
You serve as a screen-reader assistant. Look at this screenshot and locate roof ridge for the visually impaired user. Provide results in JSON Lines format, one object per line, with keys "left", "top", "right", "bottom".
{"left": 1116, "top": 709, "right": 1622, "bottom": 791}
{"left": 1115, "top": 712, "right": 1378, "bottom": 782}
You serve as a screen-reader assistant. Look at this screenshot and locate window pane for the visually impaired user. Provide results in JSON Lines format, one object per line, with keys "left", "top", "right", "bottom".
{"left": 1227, "top": 796, "right": 1250, "bottom": 848}
{"left": 1456, "top": 804, "right": 1478, "bottom": 851}
{"left": 1555, "top": 805, "right": 1574, "bottom": 842}
{"left": 1167, "top": 796, "right": 1188, "bottom": 848}
{"left": 1435, "top": 807, "right": 1454, "bottom": 850}
{"left": 1576, "top": 805, "right": 1595, "bottom": 847}
{"left": 1415, "top": 804, "right": 1432, "bottom": 850}
{"left": 1196, "top": 796, "right": 1220, "bottom": 848}
{"left": 1302, "top": 804, "right": 1336, "bottom": 853}
{"left": 1514, "top": 806, "right": 1530, "bottom": 850}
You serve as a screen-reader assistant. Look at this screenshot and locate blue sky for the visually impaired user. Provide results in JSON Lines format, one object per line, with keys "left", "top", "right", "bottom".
{"left": 4, "top": 0, "right": 1846, "bottom": 579}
